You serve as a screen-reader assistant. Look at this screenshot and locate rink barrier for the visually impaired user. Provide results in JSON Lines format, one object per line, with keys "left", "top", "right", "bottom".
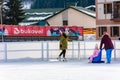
{"left": 0, "top": 40, "right": 120, "bottom": 62}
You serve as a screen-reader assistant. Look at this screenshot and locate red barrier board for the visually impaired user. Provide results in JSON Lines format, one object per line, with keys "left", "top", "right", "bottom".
{"left": 0, "top": 25, "right": 83, "bottom": 37}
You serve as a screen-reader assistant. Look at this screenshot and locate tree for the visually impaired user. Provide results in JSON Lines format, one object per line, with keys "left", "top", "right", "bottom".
{"left": 4, "top": 0, "right": 25, "bottom": 25}
{"left": 0, "top": 0, "right": 6, "bottom": 24}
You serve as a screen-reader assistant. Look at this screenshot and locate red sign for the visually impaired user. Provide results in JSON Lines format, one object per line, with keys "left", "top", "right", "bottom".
{"left": 0, "top": 25, "right": 83, "bottom": 37}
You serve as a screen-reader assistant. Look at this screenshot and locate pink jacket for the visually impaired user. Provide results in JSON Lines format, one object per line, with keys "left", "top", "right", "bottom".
{"left": 89, "top": 49, "right": 100, "bottom": 62}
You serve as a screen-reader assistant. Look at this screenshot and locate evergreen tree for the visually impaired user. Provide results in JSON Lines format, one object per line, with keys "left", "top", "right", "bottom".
{"left": 0, "top": 0, "right": 6, "bottom": 24}
{"left": 4, "top": 0, "right": 25, "bottom": 25}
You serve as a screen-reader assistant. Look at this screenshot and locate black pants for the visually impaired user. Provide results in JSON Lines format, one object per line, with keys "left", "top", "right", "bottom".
{"left": 59, "top": 49, "right": 66, "bottom": 58}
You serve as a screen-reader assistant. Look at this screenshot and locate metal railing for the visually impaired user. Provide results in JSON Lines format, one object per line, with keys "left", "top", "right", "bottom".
{"left": 0, "top": 40, "right": 120, "bottom": 62}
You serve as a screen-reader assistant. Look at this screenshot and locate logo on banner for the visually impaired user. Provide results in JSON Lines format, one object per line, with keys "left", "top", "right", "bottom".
{"left": 14, "top": 28, "right": 20, "bottom": 34}
{"left": 14, "top": 28, "right": 43, "bottom": 35}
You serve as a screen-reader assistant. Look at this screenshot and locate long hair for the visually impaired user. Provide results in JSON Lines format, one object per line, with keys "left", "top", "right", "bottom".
{"left": 62, "top": 33, "right": 67, "bottom": 38}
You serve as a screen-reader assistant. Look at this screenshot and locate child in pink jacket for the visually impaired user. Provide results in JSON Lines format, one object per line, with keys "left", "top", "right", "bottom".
{"left": 89, "top": 44, "right": 100, "bottom": 63}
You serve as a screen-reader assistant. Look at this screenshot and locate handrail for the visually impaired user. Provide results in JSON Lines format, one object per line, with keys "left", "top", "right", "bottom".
{"left": 0, "top": 40, "right": 120, "bottom": 62}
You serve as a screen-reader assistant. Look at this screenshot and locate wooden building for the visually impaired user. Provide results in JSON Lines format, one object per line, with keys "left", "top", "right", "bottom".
{"left": 96, "top": 0, "right": 120, "bottom": 40}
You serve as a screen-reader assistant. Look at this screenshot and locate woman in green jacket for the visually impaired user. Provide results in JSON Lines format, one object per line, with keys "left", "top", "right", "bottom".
{"left": 57, "top": 32, "right": 68, "bottom": 61}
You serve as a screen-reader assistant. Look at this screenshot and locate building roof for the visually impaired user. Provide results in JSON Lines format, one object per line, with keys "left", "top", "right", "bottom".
{"left": 19, "top": 8, "right": 63, "bottom": 25}
{"left": 72, "top": 6, "right": 96, "bottom": 18}
{"left": 19, "top": 6, "right": 96, "bottom": 26}
{"left": 45, "top": 6, "right": 96, "bottom": 21}
{"left": 85, "top": 5, "right": 96, "bottom": 11}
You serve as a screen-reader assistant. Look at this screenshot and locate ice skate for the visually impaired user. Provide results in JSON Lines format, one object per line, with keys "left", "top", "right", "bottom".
{"left": 57, "top": 56, "right": 61, "bottom": 61}
{"left": 63, "top": 58, "right": 67, "bottom": 62}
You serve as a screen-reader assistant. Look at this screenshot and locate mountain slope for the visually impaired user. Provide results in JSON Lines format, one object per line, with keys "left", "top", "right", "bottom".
{"left": 22, "top": 0, "right": 95, "bottom": 9}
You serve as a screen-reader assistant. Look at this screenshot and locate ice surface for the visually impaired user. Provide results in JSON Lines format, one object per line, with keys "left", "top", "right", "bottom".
{"left": 0, "top": 59, "right": 120, "bottom": 80}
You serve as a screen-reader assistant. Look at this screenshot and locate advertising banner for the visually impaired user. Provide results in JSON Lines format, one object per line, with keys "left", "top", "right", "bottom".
{"left": 0, "top": 25, "right": 83, "bottom": 37}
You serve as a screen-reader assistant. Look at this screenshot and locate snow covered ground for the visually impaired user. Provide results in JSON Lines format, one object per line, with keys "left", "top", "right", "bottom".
{"left": 0, "top": 59, "right": 120, "bottom": 80}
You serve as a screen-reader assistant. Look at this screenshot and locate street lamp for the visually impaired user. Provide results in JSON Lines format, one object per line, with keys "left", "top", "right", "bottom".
{"left": 0, "top": 0, "right": 4, "bottom": 42}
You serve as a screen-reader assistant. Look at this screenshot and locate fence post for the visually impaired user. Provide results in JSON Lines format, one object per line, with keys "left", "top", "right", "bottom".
{"left": 113, "top": 40, "right": 116, "bottom": 60}
{"left": 46, "top": 41, "right": 49, "bottom": 61}
{"left": 41, "top": 41, "right": 44, "bottom": 61}
{"left": 84, "top": 41, "right": 86, "bottom": 59}
{"left": 4, "top": 42, "right": 7, "bottom": 62}
{"left": 72, "top": 41, "right": 74, "bottom": 60}
{"left": 78, "top": 41, "right": 80, "bottom": 60}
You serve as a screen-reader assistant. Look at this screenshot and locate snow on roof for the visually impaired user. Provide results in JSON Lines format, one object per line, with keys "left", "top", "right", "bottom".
{"left": 19, "top": 22, "right": 38, "bottom": 26}
{"left": 73, "top": 6, "right": 96, "bottom": 17}
{"left": 80, "top": 9, "right": 96, "bottom": 17}
{"left": 85, "top": 5, "right": 96, "bottom": 9}
{"left": 27, "top": 15, "right": 52, "bottom": 21}
{"left": 25, "top": 12, "right": 53, "bottom": 15}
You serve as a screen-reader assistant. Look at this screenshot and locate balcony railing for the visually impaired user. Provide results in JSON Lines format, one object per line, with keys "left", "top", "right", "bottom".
{"left": 111, "top": 13, "right": 120, "bottom": 22}
{"left": 111, "top": 1, "right": 120, "bottom": 21}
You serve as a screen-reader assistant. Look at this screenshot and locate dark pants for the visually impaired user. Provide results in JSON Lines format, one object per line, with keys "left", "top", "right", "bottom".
{"left": 59, "top": 49, "right": 66, "bottom": 58}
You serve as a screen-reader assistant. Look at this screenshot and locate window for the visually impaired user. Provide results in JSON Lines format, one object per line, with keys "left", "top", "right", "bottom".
{"left": 113, "top": 2, "right": 120, "bottom": 18}
{"left": 99, "top": 27, "right": 107, "bottom": 37}
{"left": 104, "top": 3, "right": 112, "bottom": 14}
{"left": 110, "top": 27, "right": 119, "bottom": 37}
{"left": 63, "top": 20, "right": 68, "bottom": 26}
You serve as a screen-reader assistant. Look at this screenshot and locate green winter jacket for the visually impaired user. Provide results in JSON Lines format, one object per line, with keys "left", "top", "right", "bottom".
{"left": 59, "top": 36, "right": 68, "bottom": 50}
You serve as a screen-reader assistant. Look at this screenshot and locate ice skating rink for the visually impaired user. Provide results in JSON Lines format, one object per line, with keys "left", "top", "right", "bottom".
{"left": 0, "top": 41, "right": 120, "bottom": 80}
{"left": 0, "top": 60, "right": 120, "bottom": 80}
